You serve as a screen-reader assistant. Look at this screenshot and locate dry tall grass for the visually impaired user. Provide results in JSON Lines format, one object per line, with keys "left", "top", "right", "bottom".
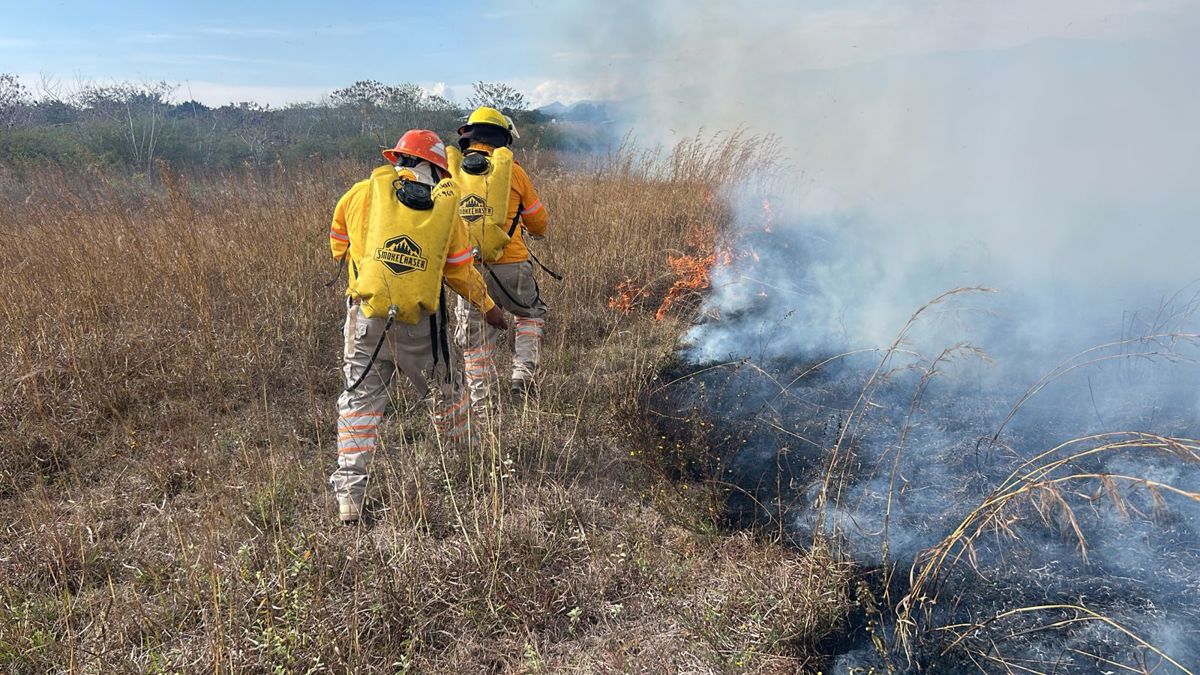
{"left": 0, "top": 139, "right": 848, "bottom": 673}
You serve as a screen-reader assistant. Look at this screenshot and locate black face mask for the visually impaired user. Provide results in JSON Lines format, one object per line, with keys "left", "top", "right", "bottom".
{"left": 393, "top": 177, "right": 434, "bottom": 210}
{"left": 461, "top": 152, "right": 491, "bottom": 176}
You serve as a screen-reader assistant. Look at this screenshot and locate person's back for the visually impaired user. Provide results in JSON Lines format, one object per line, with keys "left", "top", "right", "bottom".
{"left": 326, "top": 129, "right": 506, "bottom": 524}
{"left": 450, "top": 106, "right": 553, "bottom": 409}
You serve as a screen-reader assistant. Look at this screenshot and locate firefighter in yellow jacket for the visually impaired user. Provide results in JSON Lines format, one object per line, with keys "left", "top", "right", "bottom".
{"left": 328, "top": 129, "right": 506, "bottom": 524}
{"left": 450, "top": 106, "right": 551, "bottom": 407}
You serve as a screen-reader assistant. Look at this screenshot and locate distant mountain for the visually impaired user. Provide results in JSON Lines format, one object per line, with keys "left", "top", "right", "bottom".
{"left": 538, "top": 101, "right": 570, "bottom": 116}
{"left": 536, "top": 100, "right": 619, "bottom": 123}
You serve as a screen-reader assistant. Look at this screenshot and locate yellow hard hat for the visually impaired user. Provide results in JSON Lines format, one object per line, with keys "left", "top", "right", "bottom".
{"left": 458, "top": 106, "right": 519, "bottom": 140}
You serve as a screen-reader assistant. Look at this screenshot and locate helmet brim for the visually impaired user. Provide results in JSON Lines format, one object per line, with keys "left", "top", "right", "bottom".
{"left": 458, "top": 122, "right": 513, "bottom": 145}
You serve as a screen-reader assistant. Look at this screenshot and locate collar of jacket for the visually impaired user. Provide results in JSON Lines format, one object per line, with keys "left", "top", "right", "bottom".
{"left": 467, "top": 142, "right": 495, "bottom": 154}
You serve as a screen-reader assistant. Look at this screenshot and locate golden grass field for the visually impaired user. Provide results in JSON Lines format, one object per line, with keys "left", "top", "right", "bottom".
{"left": 0, "top": 138, "right": 850, "bottom": 673}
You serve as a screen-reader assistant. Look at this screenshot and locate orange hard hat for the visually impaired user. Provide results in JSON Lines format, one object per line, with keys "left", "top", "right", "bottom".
{"left": 381, "top": 130, "right": 449, "bottom": 173}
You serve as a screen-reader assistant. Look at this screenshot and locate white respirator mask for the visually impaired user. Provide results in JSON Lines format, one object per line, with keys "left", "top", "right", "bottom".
{"left": 394, "top": 160, "right": 437, "bottom": 186}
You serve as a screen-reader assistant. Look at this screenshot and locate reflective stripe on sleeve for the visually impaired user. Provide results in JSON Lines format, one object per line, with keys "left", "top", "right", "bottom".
{"left": 520, "top": 200, "right": 543, "bottom": 216}
{"left": 330, "top": 229, "right": 350, "bottom": 242}
{"left": 445, "top": 247, "right": 474, "bottom": 266}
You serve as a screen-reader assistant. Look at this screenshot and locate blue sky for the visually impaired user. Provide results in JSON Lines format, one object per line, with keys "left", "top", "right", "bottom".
{"left": 1, "top": 0, "right": 582, "bottom": 105}
{"left": 2, "top": 0, "right": 1198, "bottom": 118}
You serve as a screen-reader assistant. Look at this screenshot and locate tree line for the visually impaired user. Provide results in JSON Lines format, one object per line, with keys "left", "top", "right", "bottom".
{"left": 0, "top": 75, "right": 599, "bottom": 171}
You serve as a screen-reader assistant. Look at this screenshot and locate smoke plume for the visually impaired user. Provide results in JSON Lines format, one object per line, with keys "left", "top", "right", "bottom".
{"left": 557, "top": 0, "right": 1200, "bottom": 669}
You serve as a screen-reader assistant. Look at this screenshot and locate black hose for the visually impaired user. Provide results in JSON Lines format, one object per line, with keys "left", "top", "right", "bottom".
{"left": 323, "top": 255, "right": 347, "bottom": 288}
{"left": 425, "top": 287, "right": 453, "bottom": 385}
{"left": 437, "top": 287, "right": 452, "bottom": 382}
{"left": 526, "top": 248, "right": 563, "bottom": 281}
{"left": 345, "top": 312, "right": 394, "bottom": 392}
{"left": 486, "top": 263, "right": 539, "bottom": 313}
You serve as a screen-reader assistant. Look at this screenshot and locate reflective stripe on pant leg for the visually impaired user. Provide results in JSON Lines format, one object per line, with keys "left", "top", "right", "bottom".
{"left": 462, "top": 344, "right": 497, "bottom": 416}
{"left": 332, "top": 394, "right": 388, "bottom": 499}
{"left": 512, "top": 317, "right": 545, "bottom": 383}
{"left": 336, "top": 411, "right": 383, "bottom": 453}
{"left": 456, "top": 294, "right": 499, "bottom": 410}
{"left": 330, "top": 304, "right": 393, "bottom": 501}
{"left": 433, "top": 388, "right": 472, "bottom": 445}
{"left": 464, "top": 344, "right": 496, "bottom": 388}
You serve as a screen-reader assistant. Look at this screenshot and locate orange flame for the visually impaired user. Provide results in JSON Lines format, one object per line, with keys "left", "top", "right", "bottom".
{"left": 656, "top": 252, "right": 715, "bottom": 321}
{"left": 606, "top": 217, "right": 733, "bottom": 321}
{"left": 655, "top": 220, "right": 733, "bottom": 320}
{"left": 607, "top": 279, "right": 649, "bottom": 314}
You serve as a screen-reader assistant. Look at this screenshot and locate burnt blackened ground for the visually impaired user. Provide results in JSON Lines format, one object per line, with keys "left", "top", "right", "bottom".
{"left": 646, "top": 354, "right": 862, "bottom": 533}
{"left": 650, "top": 353, "right": 1200, "bottom": 672}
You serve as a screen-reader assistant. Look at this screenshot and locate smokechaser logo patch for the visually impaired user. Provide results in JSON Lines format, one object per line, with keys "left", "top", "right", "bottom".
{"left": 374, "top": 235, "right": 428, "bottom": 276}
{"left": 459, "top": 194, "right": 491, "bottom": 223}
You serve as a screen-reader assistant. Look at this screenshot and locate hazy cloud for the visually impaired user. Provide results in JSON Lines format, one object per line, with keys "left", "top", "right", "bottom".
{"left": 423, "top": 82, "right": 451, "bottom": 99}
{"left": 0, "top": 38, "right": 39, "bottom": 49}
{"left": 524, "top": 78, "right": 614, "bottom": 107}
{"left": 177, "top": 81, "right": 332, "bottom": 107}
{"left": 479, "top": 8, "right": 538, "bottom": 20}
{"left": 196, "top": 26, "right": 291, "bottom": 37}
{"left": 126, "top": 32, "right": 185, "bottom": 44}
{"left": 555, "top": 0, "right": 1196, "bottom": 95}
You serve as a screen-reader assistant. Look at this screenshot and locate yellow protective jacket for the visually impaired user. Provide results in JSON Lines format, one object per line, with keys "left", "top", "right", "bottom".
{"left": 329, "top": 169, "right": 495, "bottom": 317}
{"left": 461, "top": 142, "right": 549, "bottom": 264}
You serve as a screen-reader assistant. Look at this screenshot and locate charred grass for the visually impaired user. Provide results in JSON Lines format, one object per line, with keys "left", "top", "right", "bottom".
{"left": 0, "top": 138, "right": 849, "bottom": 673}
{"left": 652, "top": 284, "right": 1200, "bottom": 670}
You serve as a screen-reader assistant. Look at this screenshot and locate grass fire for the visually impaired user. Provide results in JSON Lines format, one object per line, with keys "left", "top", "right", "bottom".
{"left": 3, "top": 2, "right": 1200, "bottom": 673}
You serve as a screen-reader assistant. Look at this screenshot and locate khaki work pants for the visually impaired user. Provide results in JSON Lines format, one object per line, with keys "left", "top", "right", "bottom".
{"left": 454, "top": 260, "right": 548, "bottom": 411}
{"left": 329, "top": 300, "right": 470, "bottom": 502}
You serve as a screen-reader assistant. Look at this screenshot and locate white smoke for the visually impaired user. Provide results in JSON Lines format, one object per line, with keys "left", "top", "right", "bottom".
{"left": 554, "top": 0, "right": 1200, "bottom": 357}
